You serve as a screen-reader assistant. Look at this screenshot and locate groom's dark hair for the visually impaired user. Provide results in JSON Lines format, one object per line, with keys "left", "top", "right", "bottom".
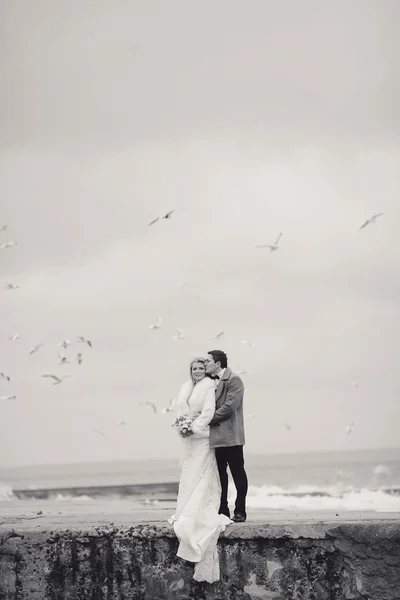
{"left": 207, "top": 350, "right": 228, "bottom": 369}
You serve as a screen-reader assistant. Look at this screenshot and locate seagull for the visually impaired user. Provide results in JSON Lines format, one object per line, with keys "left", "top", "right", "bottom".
{"left": 94, "top": 428, "right": 105, "bottom": 437}
{"left": 247, "top": 412, "right": 257, "bottom": 419}
{"left": 0, "top": 225, "right": 7, "bottom": 233}
{"left": 241, "top": 340, "right": 255, "bottom": 348}
{"left": 359, "top": 213, "right": 384, "bottom": 230}
{"left": 284, "top": 423, "right": 292, "bottom": 431}
{"left": 178, "top": 281, "right": 188, "bottom": 288}
{"left": 172, "top": 328, "right": 184, "bottom": 340}
{"left": 8, "top": 334, "right": 21, "bottom": 341}
{"left": 0, "top": 395, "right": 16, "bottom": 401}
{"left": 76, "top": 336, "right": 92, "bottom": 347}
{"left": 256, "top": 232, "right": 282, "bottom": 252}
{"left": 139, "top": 401, "right": 157, "bottom": 414}
{"left": 116, "top": 420, "right": 127, "bottom": 426}
{"left": 58, "top": 340, "right": 73, "bottom": 350}
{"left": 0, "top": 241, "right": 18, "bottom": 250}
{"left": 58, "top": 354, "right": 70, "bottom": 365}
{"left": 237, "top": 370, "right": 249, "bottom": 375}
{"left": 148, "top": 209, "right": 176, "bottom": 226}
{"left": 5, "top": 283, "right": 19, "bottom": 290}
{"left": 213, "top": 331, "right": 224, "bottom": 340}
{"left": 0, "top": 373, "right": 11, "bottom": 382}
{"left": 345, "top": 422, "right": 355, "bottom": 435}
{"left": 28, "top": 343, "right": 44, "bottom": 355}
{"left": 149, "top": 317, "right": 162, "bottom": 330}
{"left": 161, "top": 397, "right": 176, "bottom": 414}
{"left": 76, "top": 352, "right": 83, "bottom": 365}
{"left": 42, "top": 374, "right": 70, "bottom": 385}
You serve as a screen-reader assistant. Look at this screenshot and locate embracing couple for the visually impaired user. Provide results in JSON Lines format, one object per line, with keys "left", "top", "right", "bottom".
{"left": 169, "top": 350, "right": 248, "bottom": 583}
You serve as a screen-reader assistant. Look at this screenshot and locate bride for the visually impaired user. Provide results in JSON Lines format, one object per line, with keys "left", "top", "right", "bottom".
{"left": 169, "top": 357, "right": 232, "bottom": 583}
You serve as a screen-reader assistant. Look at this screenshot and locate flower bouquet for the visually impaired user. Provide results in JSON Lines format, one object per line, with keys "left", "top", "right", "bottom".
{"left": 171, "top": 414, "right": 194, "bottom": 438}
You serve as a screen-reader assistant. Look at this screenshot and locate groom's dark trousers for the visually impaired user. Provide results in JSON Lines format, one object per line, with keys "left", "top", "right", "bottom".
{"left": 215, "top": 445, "right": 248, "bottom": 517}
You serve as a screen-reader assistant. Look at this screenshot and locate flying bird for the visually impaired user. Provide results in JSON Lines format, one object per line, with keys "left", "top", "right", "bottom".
{"left": 29, "top": 343, "right": 44, "bottom": 355}
{"left": 172, "top": 328, "right": 184, "bottom": 340}
{"left": 76, "top": 352, "right": 83, "bottom": 365}
{"left": 58, "top": 354, "right": 70, "bottom": 365}
{"left": 345, "top": 422, "right": 355, "bottom": 435}
{"left": 241, "top": 340, "right": 255, "bottom": 348}
{"left": 213, "top": 331, "right": 224, "bottom": 340}
{"left": 58, "top": 340, "right": 73, "bottom": 349}
{"left": 256, "top": 232, "right": 282, "bottom": 252}
{"left": 116, "top": 420, "right": 127, "bottom": 426}
{"left": 139, "top": 401, "right": 157, "bottom": 414}
{"left": 42, "top": 374, "right": 70, "bottom": 385}
{"left": 0, "top": 241, "right": 18, "bottom": 250}
{"left": 373, "top": 464, "right": 390, "bottom": 477}
{"left": 76, "top": 336, "right": 92, "bottom": 347}
{"left": 237, "top": 370, "right": 249, "bottom": 375}
{"left": 94, "top": 428, "right": 105, "bottom": 437}
{"left": 0, "top": 225, "right": 7, "bottom": 233}
{"left": 5, "top": 283, "right": 19, "bottom": 290}
{"left": 149, "top": 317, "right": 162, "bottom": 330}
{"left": 161, "top": 397, "right": 176, "bottom": 414}
{"left": 284, "top": 423, "right": 292, "bottom": 431}
{"left": 148, "top": 210, "right": 176, "bottom": 226}
{"left": 359, "top": 213, "right": 384, "bottom": 230}
{"left": 0, "top": 373, "right": 11, "bottom": 381}
{"left": 8, "top": 334, "right": 21, "bottom": 341}
{"left": 1, "top": 395, "right": 16, "bottom": 401}
{"left": 247, "top": 412, "right": 257, "bottom": 419}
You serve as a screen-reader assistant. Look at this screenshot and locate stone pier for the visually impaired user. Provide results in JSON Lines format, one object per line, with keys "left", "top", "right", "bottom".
{"left": 1, "top": 506, "right": 399, "bottom": 599}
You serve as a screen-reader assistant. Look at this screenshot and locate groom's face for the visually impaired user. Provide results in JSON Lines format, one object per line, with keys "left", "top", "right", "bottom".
{"left": 206, "top": 354, "right": 220, "bottom": 375}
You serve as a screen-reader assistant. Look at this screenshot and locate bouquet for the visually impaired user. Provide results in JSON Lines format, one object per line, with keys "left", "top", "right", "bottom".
{"left": 171, "top": 414, "right": 195, "bottom": 438}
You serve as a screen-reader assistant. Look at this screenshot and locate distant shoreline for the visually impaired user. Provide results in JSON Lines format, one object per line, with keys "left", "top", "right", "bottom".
{"left": 2, "top": 445, "right": 400, "bottom": 473}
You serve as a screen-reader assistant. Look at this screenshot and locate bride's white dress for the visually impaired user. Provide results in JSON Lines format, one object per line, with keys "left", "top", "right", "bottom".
{"left": 169, "top": 376, "right": 232, "bottom": 583}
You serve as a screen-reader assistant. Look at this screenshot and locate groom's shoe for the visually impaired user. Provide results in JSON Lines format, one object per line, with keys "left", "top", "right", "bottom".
{"left": 232, "top": 513, "right": 246, "bottom": 523}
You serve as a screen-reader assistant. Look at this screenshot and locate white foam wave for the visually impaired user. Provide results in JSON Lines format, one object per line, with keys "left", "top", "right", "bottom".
{"left": 0, "top": 484, "right": 15, "bottom": 501}
{"left": 239, "top": 485, "right": 400, "bottom": 512}
{"left": 54, "top": 494, "right": 93, "bottom": 502}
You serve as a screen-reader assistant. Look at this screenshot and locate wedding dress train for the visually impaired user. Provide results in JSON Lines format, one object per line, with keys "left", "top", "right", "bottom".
{"left": 169, "top": 377, "right": 232, "bottom": 583}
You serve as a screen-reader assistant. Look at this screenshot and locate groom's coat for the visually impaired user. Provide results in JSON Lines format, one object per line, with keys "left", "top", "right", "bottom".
{"left": 209, "top": 368, "right": 245, "bottom": 448}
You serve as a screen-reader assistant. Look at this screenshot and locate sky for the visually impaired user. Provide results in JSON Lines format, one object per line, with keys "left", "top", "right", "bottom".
{"left": 0, "top": 0, "right": 399, "bottom": 467}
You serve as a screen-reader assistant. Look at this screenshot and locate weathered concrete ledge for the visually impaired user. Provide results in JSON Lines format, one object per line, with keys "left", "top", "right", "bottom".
{"left": 1, "top": 510, "right": 400, "bottom": 599}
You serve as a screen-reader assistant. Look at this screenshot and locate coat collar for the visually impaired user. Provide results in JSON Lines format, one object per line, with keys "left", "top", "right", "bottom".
{"left": 215, "top": 367, "right": 231, "bottom": 401}
{"left": 177, "top": 376, "right": 215, "bottom": 411}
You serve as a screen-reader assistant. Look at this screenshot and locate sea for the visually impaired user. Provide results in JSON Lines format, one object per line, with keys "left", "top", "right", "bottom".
{"left": 1, "top": 447, "right": 400, "bottom": 513}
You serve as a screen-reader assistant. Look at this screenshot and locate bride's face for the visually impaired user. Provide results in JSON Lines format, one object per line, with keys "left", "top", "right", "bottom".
{"left": 191, "top": 362, "right": 206, "bottom": 383}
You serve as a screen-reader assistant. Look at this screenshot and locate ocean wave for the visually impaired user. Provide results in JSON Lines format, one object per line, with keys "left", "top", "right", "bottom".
{"left": 239, "top": 485, "right": 400, "bottom": 512}
{"left": 0, "top": 484, "right": 16, "bottom": 501}
{"left": 2, "top": 480, "right": 400, "bottom": 512}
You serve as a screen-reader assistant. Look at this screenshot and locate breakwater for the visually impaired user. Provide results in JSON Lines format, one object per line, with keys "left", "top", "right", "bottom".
{"left": 1, "top": 510, "right": 399, "bottom": 599}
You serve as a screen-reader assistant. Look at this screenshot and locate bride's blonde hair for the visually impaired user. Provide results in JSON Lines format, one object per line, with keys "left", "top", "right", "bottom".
{"left": 190, "top": 356, "right": 207, "bottom": 384}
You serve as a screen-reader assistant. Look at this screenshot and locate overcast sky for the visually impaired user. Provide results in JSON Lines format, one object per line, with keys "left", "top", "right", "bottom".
{"left": 1, "top": 0, "right": 399, "bottom": 467}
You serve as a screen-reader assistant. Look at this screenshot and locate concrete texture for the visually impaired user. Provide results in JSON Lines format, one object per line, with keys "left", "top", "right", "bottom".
{"left": 1, "top": 504, "right": 400, "bottom": 599}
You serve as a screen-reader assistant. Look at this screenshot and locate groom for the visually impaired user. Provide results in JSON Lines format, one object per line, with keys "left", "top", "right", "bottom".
{"left": 206, "top": 350, "right": 248, "bottom": 523}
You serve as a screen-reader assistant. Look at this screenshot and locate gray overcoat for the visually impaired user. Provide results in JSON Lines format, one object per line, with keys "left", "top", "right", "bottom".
{"left": 209, "top": 367, "right": 245, "bottom": 449}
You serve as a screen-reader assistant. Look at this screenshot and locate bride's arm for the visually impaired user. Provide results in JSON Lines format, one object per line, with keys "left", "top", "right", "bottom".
{"left": 191, "top": 387, "right": 215, "bottom": 435}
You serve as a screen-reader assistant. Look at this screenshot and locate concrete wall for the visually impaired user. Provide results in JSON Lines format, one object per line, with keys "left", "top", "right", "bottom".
{"left": 1, "top": 519, "right": 400, "bottom": 599}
